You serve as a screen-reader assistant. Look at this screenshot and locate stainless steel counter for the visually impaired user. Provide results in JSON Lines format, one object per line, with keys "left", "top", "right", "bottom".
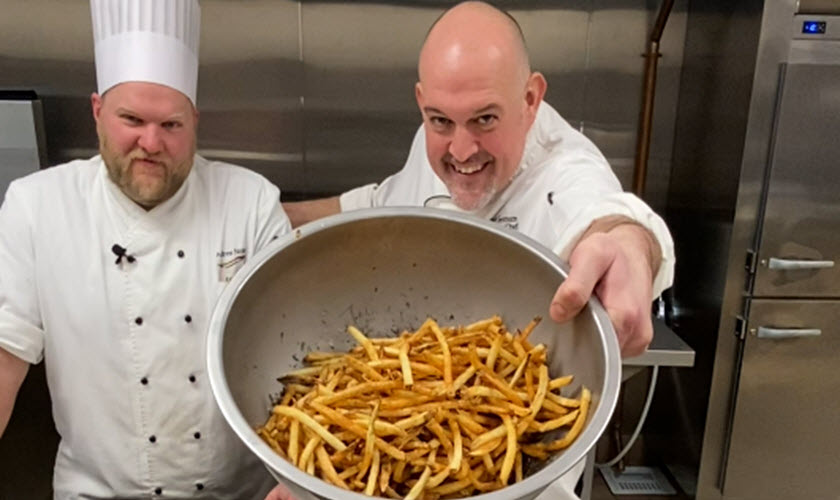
{"left": 621, "top": 318, "right": 695, "bottom": 381}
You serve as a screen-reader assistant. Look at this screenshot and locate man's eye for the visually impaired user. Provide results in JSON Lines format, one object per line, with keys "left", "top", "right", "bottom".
{"left": 429, "top": 116, "right": 452, "bottom": 127}
{"left": 475, "top": 114, "right": 497, "bottom": 126}
{"left": 162, "top": 121, "right": 182, "bottom": 131}
{"left": 122, "top": 115, "right": 141, "bottom": 125}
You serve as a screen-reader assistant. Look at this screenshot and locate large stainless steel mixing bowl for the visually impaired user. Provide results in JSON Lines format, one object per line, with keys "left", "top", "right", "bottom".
{"left": 207, "top": 208, "right": 621, "bottom": 500}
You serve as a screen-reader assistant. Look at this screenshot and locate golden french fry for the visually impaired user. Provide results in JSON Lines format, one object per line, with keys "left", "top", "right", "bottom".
{"left": 298, "top": 435, "right": 320, "bottom": 469}
{"left": 431, "top": 478, "right": 472, "bottom": 495}
{"left": 315, "top": 380, "right": 402, "bottom": 406}
{"left": 471, "top": 424, "right": 507, "bottom": 450}
{"left": 404, "top": 466, "right": 432, "bottom": 500}
{"left": 348, "top": 325, "right": 379, "bottom": 361}
{"left": 519, "top": 316, "right": 541, "bottom": 342}
{"left": 316, "top": 444, "right": 348, "bottom": 489}
{"left": 545, "top": 387, "right": 591, "bottom": 451}
{"left": 529, "top": 409, "right": 579, "bottom": 433}
{"left": 364, "top": 449, "right": 380, "bottom": 495}
{"left": 429, "top": 320, "right": 453, "bottom": 385}
{"left": 398, "top": 342, "right": 414, "bottom": 387}
{"left": 356, "top": 400, "right": 380, "bottom": 480}
{"left": 464, "top": 315, "right": 501, "bottom": 332}
{"left": 379, "top": 459, "right": 392, "bottom": 494}
{"left": 529, "top": 364, "right": 549, "bottom": 418}
{"left": 271, "top": 406, "right": 346, "bottom": 452}
{"left": 499, "top": 415, "right": 517, "bottom": 485}
{"left": 549, "top": 374, "right": 574, "bottom": 390}
{"left": 344, "top": 355, "right": 385, "bottom": 381}
{"left": 486, "top": 335, "right": 504, "bottom": 371}
{"left": 393, "top": 411, "right": 431, "bottom": 431}
{"left": 449, "top": 418, "right": 463, "bottom": 471}
{"left": 288, "top": 419, "right": 300, "bottom": 465}
{"left": 508, "top": 353, "right": 530, "bottom": 388}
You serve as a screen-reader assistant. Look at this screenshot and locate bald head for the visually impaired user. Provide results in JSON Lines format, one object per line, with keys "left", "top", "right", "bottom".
{"left": 414, "top": 1, "right": 546, "bottom": 212}
{"left": 419, "top": 2, "right": 531, "bottom": 88}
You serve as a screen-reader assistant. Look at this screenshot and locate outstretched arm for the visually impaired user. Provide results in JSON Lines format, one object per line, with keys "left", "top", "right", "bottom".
{"left": 550, "top": 215, "right": 661, "bottom": 357}
{"left": 0, "top": 347, "right": 29, "bottom": 437}
{"left": 282, "top": 197, "right": 341, "bottom": 229}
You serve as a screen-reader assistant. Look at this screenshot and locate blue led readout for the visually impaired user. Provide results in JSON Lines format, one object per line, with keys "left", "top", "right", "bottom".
{"left": 802, "top": 21, "right": 826, "bottom": 34}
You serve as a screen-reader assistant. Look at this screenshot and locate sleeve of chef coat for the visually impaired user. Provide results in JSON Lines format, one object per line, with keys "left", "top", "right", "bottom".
{"left": 253, "top": 178, "right": 292, "bottom": 253}
{"left": 339, "top": 126, "right": 431, "bottom": 210}
{"left": 543, "top": 131, "right": 675, "bottom": 298}
{"left": 0, "top": 181, "right": 45, "bottom": 364}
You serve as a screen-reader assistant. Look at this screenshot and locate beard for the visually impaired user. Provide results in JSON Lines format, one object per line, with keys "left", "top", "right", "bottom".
{"left": 99, "top": 134, "right": 194, "bottom": 209}
{"left": 449, "top": 180, "right": 497, "bottom": 212}
{"left": 438, "top": 151, "right": 502, "bottom": 212}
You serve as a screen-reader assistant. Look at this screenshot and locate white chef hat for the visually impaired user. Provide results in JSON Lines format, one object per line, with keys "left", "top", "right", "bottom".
{"left": 90, "top": 0, "right": 201, "bottom": 105}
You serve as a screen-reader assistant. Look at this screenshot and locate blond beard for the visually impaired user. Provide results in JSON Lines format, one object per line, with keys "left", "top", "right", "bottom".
{"left": 99, "top": 134, "right": 194, "bottom": 209}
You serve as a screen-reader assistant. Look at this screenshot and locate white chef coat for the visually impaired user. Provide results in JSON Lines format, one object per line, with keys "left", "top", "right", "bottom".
{"left": 340, "top": 101, "right": 675, "bottom": 500}
{"left": 0, "top": 155, "right": 291, "bottom": 499}
{"left": 341, "top": 101, "right": 675, "bottom": 298}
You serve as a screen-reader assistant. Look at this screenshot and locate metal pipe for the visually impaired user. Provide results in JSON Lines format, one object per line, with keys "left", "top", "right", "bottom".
{"left": 632, "top": 0, "right": 675, "bottom": 198}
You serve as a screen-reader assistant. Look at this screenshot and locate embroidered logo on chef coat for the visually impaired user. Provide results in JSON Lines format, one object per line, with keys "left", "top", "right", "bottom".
{"left": 216, "top": 248, "right": 247, "bottom": 282}
{"left": 491, "top": 215, "right": 519, "bottom": 231}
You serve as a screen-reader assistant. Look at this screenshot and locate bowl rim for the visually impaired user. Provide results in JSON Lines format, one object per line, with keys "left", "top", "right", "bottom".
{"left": 207, "top": 207, "right": 622, "bottom": 500}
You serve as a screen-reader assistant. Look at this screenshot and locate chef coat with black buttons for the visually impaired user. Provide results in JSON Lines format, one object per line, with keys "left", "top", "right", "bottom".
{"left": 0, "top": 155, "right": 291, "bottom": 499}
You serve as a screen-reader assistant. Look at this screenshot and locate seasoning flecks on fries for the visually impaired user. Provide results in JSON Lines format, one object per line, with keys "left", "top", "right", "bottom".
{"left": 256, "top": 316, "right": 589, "bottom": 498}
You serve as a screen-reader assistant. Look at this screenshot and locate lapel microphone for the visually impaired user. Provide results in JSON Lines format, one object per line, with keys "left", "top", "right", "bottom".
{"left": 111, "top": 244, "right": 136, "bottom": 265}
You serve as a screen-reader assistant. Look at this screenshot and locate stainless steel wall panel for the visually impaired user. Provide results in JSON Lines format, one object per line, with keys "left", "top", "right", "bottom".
{"left": 583, "top": 1, "right": 686, "bottom": 210}
{"left": 797, "top": 0, "right": 840, "bottom": 15}
{"left": 197, "top": 0, "right": 304, "bottom": 191}
{"left": 300, "top": 3, "right": 436, "bottom": 193}
{"left": 515, "top": 4, "right": 588, "bottom": 128}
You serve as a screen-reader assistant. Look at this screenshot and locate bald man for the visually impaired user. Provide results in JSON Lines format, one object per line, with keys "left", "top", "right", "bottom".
{"left": 276, "top": 6, "right": 674, "bottom": 496}
{"left": 286, "top": 0, "right": 674, "bottom": 357}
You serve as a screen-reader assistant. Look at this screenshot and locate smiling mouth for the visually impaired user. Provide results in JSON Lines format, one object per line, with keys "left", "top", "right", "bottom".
{"left": 450, "top": 161, "right": 490, "bottom": 175}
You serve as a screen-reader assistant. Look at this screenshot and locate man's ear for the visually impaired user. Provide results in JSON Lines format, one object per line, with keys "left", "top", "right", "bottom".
{"left": 91, "top": 92, "right": 103, "bottom": 124}
{"left": 524, "top": 72, "right": 547, "bottom": 117}
{"left": 415, "top": 81, "right": 425, "bottom": 114}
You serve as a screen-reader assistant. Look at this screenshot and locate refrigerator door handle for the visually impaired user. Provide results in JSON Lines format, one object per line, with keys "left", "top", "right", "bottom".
{"left": 767, "top": 257, "right": 835, "bottom": 270}
{"left": 756, "top": 326, "right": 822, "bottom": 339}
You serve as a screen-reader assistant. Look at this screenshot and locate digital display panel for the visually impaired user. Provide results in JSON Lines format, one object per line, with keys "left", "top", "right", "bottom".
{"left": 802, "top": 21, "right": 826, "bottom": 34}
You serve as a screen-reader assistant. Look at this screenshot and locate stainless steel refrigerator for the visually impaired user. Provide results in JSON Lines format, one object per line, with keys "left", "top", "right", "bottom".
{"left": 0, "top": 91, "right": 47, "bottom": 199}
{"left": 699, "top": 9, "right": 840, "bottom": 500}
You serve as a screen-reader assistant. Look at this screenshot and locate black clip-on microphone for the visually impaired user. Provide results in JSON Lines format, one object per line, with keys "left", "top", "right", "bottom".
{"left": 111, "top": 244, "right": 136, "bottom": 265}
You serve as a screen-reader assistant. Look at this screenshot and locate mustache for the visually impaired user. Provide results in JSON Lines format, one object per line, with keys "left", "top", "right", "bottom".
{"left": 128, "top": 151, "right": 165, "bottom": 164}
{"left": 442, "top": 151, "right": 494, "bottom": 166}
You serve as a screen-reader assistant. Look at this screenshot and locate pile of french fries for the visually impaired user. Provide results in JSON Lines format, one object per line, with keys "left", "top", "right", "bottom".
{"left": 257, "top": 315, "right": 590, "bottom": 499}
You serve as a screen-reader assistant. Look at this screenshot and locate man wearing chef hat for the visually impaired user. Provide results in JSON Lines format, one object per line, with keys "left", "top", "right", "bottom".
{"left": 0, "top": 0, "right": 290, "bottom": 498}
